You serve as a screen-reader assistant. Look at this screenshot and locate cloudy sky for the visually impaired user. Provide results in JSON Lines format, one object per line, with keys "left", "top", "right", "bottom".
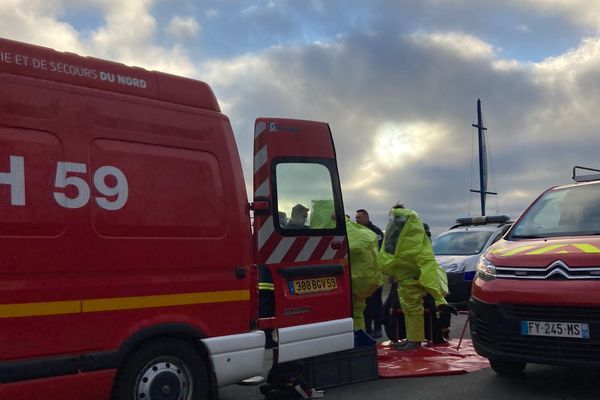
{"left": 2, "top": 0, "right": 600, "bottom": 235}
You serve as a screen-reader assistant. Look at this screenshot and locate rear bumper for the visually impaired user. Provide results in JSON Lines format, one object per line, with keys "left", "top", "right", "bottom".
{"left": 277, "top": 318, "right": 354, "bottom": 363}
{"left": 203, "top": 330, "right": 265, "bottom": 387}
{"left": 469, "top": 297, "right": 600, "bottom": 366}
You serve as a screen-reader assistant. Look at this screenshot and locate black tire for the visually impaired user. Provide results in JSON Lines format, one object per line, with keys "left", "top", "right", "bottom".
{"left": 489, "top": 359, "right": 526, "bottom": 377}
{"left": 112, "top": 338, "right": 215, "bottom": 400}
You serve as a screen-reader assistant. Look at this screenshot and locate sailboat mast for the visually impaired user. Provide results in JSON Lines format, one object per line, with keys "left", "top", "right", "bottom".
{"left": 476, "top": 99, "right": 486, "bottom": 215}
{"left": 470, "top": 98, "right": 496, "bottom": 216}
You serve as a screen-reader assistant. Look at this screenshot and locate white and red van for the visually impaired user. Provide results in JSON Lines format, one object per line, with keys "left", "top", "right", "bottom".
{"left": 470, "top": 166, "right": 600, "bottom": 375}
{"left": 0, "top": 38, "right": 353, "bottom": 399}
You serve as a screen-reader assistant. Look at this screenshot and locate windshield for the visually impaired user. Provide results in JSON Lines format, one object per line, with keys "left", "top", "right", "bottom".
{"left": 433, "top": 230, "right": 494, "bottom": 256}
{"left": 510, "top": 184, "right": 600, "bottom": 239}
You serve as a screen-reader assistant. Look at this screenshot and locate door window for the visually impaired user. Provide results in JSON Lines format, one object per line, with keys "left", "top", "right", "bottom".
{"left": 274, "top": 162, "right": 338, "bottom": 231}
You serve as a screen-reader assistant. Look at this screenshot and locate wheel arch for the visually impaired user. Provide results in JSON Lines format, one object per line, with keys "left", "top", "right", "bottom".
{"left": 111, "top": 323, "right": 218, "bottom": 399}
{"left": 118, "top": 323, "right": 206, "bottom": 356}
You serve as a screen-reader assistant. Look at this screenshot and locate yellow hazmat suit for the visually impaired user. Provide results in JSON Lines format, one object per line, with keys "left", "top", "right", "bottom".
{"left": 309, "top": 199, "right": 336, "bottom": 229}
{"left": 346, "top": 219, "right": 384, "bottom": 331}
{"left": 379, "top": 207, "right": 448, "bottom": 342}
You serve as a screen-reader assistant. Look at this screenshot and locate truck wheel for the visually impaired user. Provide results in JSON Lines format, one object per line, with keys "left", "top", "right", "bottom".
{"left": 489, "top": 359, "right": 526, "bottom": 377}
{"left": 112, "top": 338, "right": 214, "bottom": 400}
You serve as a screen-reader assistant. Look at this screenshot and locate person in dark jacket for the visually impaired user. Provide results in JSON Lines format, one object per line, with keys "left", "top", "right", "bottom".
{"left": 287, "top": 204, "right": 309, "bottom": 229}
{"left": 355, "top": 208, "right": 384, "bottom": 338}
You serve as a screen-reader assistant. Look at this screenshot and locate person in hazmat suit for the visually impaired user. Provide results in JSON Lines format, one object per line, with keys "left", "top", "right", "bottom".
{"left": 379, "top": 203, "right": 449, "bottom": 350}
{"left": 309, "top": 201, "right": 383, "bottom": 332}
{"left": 346, "top": 217, "right": 384, "bottom": 332}
{"left": 309, "top": 199, "right": 336, "bottom": 229}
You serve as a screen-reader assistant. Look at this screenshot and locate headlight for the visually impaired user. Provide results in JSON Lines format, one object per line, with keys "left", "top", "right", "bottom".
{"left": 476, "top": 256, "right": 496, "bottom": 281}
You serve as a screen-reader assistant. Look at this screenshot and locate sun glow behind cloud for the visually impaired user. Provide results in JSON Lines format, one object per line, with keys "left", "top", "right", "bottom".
{"left": 373, "top": 122, "right": 441, "bottom": 168}
{"left": 410, "top": 31, "right": 494, "bottom": 59}
{"left": 1, "top": 0, "right": 599, "bottom": 233}
{"left": 343, "top": 120, "right": 445, "bottom": 207}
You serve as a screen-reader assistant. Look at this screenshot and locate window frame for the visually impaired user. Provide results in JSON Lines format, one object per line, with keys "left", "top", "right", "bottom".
{"left": 271, "top": 157, "right": 345, "bottom": 236}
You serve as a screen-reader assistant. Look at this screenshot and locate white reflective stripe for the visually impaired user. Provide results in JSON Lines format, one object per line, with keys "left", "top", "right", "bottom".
{"left": 254, "top": 146, "right": 268, "bottom": 173}
{"left": 266, "top": 237, "right": 296, "bottom": 264}
{"left": 295, "top": 237, "right": 320, "bottom": 262}
{"left": 202, "top": 331, "right": 265, "bottom": 387}
{"left": 255, "top": 121, "right": 266, "bottom": 138}
{"left": 254, "top": 178, "right": 269, "bottom": 197}
{"left": 258, "top": 216, "right": 275, "bottom": 250}
{"left": 321, "top": 236, "right": 343, "bottom": 260}
{"left": 279, "top": 318, "right": 353, "bottom": 344}
{"left": 277, "top": 318, "right": 354, "bottom": 363}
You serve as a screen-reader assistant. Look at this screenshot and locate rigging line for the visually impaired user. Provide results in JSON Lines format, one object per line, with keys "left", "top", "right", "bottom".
{"left": 486, "top": 127, "right": 500, "bottom": 214}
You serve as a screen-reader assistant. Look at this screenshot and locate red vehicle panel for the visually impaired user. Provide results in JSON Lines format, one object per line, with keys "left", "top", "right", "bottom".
{"left": 0, "top": 38, "right": 352, "bottom": 399}
{"left": 253, "top": 118, "right": 350, "bottom": 329}
{"left": 470, "top": 176, "right": 600, "bottom": 374}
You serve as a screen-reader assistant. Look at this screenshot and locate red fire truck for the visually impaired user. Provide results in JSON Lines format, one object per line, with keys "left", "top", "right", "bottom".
{"left": 0, "top": 38, "right": 353, "bottom": 399}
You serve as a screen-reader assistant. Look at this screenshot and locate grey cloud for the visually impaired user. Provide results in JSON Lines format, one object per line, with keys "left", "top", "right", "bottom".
{"left": 0, "top": 1, "right": 84, "bottom": 52}
{"left": 206, "top": 20, "right": 600, "bottom": 233}
{"left": 3, "top": 0, "right": 599, "bottom": 236}
{"left": 166, "top": 16, "right": 201, "bottom": 39}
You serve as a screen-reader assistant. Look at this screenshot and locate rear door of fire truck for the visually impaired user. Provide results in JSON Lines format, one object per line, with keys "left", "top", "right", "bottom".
{"left": 252, "top": 118, "right": 354, "bottom": 363}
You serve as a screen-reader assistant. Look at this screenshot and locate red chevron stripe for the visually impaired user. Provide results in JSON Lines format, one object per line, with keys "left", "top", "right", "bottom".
{"left": 334, "top": 245, "right": 348, "bottom": 259}
{"left": 253, "top": 131, "right": 266, "bottom": 153}
{"left": 281, "top": 236, "right": 309, "bottom": 263}
{"left": 254, "top": 168, "right": 270, "bottom": 191}
{"left": 311, "top": 236, "right": 333, "bottom": 260}
{"left": 258, "top": 231, "right": 281, "bottom": 261}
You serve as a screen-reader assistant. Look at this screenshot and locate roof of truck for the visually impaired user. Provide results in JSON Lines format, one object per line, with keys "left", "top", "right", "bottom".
{"left": 0, "top": 37, "right": 220, "bottom": 112}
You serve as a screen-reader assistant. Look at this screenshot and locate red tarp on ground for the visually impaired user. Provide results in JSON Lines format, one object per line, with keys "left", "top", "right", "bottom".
{"left": 377, "top": 339, "right": 490, "bottom": 378}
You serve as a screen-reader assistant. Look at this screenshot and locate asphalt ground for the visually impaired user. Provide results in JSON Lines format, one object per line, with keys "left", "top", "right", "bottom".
{"left": 220, "top": 284, "right": 600, "bottom": 400}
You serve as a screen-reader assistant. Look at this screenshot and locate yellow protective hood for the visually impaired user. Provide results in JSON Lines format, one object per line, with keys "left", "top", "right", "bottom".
{"left": 379, "top": 207, "right": 448, "bottom": 297}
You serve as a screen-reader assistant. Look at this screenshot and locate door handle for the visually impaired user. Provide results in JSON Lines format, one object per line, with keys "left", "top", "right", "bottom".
{"left": 234, "top": 266, "right": 246, "bottom": 279}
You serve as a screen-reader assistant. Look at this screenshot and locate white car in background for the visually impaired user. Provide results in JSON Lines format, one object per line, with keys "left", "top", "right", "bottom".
{"left": 433, "top": 215, "right": 512, "bottom": 305}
